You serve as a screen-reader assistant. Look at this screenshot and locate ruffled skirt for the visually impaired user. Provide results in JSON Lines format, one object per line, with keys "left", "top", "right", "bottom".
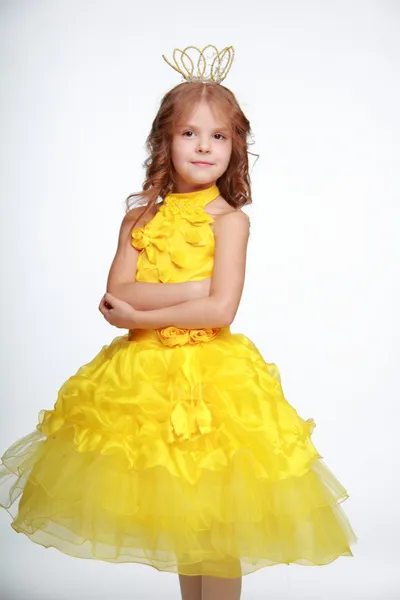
{"left": 0, "top": 326, "right": 357, "bottom": 577}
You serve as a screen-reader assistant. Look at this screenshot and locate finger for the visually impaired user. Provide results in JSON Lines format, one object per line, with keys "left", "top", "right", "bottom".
{"left": 102, "top": 293, "right": 115, "bottom": 309}
{"left": 105, "top": 292, "right": 118, "bottom": 306}
{"left": 98, "top": 302, "right": 108, "bottom": 317}
{"left": 98, "top": 294, "right": 106, "bottom": 312}
{"left": 99, "top": 295, "right": 113, "bottom": 311}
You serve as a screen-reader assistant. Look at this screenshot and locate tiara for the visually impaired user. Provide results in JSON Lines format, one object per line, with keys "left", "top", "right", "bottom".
{"left": 162, "top": 45, "right": 235, "bottom": 84}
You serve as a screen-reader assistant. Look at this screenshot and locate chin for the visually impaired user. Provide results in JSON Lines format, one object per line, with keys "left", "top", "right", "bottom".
{"left": 184, "top": 168, "right": 221, "bottom": 183}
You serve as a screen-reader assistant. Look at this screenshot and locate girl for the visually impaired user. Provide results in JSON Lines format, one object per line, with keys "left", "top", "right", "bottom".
{"left": 0, "top": 45, "right": 357, "bottom": 600}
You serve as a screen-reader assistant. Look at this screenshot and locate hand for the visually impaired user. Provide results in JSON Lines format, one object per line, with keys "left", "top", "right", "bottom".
{"left": 98, "top": 293, "right": 139, "bottom": 329}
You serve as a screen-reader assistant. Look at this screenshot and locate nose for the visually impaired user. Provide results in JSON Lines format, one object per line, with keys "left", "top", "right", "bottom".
{"left": 196, "top": 137, "right": 211, "bottom": 153}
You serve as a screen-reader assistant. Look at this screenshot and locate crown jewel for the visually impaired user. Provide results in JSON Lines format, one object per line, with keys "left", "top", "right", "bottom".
{"left": 162, "top": 45, "right": 235, "bottom": 84}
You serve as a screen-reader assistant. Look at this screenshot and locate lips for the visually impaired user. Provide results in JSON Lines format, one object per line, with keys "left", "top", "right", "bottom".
{"left": 191, "top": 161, "right": 213, "bottom": 166}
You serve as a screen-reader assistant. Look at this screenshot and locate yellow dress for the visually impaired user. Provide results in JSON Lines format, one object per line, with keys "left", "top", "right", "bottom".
{"left": 0, "top": 183, "right": 357, "bottom": 578}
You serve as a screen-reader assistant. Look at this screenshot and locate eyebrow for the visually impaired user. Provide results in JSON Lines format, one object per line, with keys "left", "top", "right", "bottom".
{"left": 179, "top": 123, "right": 231, "bottom": 134}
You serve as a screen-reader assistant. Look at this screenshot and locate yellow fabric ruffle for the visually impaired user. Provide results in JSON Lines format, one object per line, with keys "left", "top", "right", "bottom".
{"left": 131, "top": 190, "right": 216, "bottom": 283}
{"left": 0, "top": 328, "right": 357, "bottom": 577}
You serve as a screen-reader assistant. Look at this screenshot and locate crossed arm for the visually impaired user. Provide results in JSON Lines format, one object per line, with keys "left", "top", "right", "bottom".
{"left": 105, "top": 208, "right": 250, "bottom": 329}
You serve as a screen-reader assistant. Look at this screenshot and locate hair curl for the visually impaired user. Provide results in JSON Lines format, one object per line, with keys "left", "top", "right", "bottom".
{"left": 125, "top": 81, "right": 257, "bottom": 229}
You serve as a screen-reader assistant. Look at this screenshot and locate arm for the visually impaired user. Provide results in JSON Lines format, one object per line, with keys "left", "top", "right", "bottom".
{"left": 106, "top": 209, "right": 210, "bottom": 310}
{"left": 107, "top": 279, "right": 210, "bottom": 311}
{"left": 112, "top": 280, "right": 210, "bottom": 311}
{"left": 132, "top": 210, "right": 250, "bottom": 329}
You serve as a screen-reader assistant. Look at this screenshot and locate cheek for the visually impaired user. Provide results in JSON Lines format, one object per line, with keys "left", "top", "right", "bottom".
{"left": 170, "top": 141, "right": 178, "bottom": 162}
{"left": 171, "top": 140, "right": 186, "bottom": 164}
{"left": 220, "top": 143, "right": 233, "bottom": 167}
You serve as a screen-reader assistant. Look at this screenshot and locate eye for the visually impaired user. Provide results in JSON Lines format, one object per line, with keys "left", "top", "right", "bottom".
{"left": 214, "top": 133, "right": 226, "bottom": 140}
{"left": 182, "top": 130, "right": 194, "bottom": 137}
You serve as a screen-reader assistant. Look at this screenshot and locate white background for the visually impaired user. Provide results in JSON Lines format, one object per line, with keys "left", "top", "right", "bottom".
{"left": 0, "top": 0, "right": 399, "bottom": 598}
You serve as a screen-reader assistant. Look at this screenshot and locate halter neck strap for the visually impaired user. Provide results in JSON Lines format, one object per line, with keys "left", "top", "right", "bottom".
{"left": 164, "top": 183, "right": 220, "bottom": 207}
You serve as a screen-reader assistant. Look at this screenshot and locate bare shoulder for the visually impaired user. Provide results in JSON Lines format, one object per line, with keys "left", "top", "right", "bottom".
{"left": 207, "top": 195, "right": 250, "bottom": 234}
{"left": 213, "top": 209, "right": 250, "bottom": 236}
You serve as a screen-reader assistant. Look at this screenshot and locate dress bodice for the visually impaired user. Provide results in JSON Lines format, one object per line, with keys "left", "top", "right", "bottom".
{"left": 131, "top": 184, "right": 220, "bottom": 283}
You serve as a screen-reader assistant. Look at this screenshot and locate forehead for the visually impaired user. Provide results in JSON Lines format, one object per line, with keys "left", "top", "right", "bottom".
{"left": 176, "top": 100, "right": 230, "bottom": 129}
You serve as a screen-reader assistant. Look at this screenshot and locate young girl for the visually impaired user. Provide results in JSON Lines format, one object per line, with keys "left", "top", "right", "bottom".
{"left": 0, "top": 45, "right": 357, "bottom": 600}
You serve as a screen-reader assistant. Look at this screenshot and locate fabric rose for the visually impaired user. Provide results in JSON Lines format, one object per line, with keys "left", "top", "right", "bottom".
{"left": 157, "top": 327, "right": 221, "bottom": 347}
{"left": 189, "top": 328, "right": 221, "bottom": 344}
{"left": 157, "top": 326, "right": 190, "bottom": 347}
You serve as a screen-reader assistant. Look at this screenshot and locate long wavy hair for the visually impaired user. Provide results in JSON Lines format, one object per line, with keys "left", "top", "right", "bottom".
{"left": 125, "top": 81, "right": 257, "bottom": 229}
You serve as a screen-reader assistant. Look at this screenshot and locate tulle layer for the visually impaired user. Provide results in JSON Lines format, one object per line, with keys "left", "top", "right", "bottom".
{"left": 0, "top": 328, "right": 357, "bottom": 577}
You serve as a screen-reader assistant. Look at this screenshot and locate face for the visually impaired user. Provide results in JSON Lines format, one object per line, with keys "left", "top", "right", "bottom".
{"left": 171, "top": 100, "right": 233, "bottom": 193}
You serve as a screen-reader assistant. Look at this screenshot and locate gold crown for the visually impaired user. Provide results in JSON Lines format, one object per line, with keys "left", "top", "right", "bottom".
{"left": 162, "top": 45, "right": 235, "bottom": 84}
